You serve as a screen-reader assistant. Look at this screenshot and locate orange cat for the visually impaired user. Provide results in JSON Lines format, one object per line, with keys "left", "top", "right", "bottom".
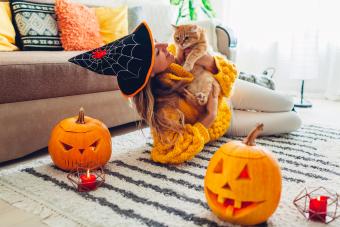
{"left": 173, "top": 24, "right": 220, "bottom": 105}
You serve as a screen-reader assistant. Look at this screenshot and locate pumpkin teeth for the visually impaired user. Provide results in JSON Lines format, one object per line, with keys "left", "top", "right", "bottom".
{"left": 234, "top": 200, "right": 242, "bottom": 208}
{"left": 225, "top": 206, "right": 234, "bottom": 217}
{"left": 217, "top": 195, "right": 225, "bottom": 204}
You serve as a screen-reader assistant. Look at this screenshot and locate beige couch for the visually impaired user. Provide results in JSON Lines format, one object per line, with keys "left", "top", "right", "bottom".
{"left": 0, "top": 21, "right": 236, "bottom": 163}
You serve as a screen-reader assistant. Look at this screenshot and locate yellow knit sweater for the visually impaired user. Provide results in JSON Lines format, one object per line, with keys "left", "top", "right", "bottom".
{"left": 151, "top": 47, "right": 238, "bottom": 164}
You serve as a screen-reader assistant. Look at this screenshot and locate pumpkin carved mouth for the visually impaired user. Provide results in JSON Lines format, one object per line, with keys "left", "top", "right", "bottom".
{"left": 206, "top": 188, "right": 264, "bottom": 217}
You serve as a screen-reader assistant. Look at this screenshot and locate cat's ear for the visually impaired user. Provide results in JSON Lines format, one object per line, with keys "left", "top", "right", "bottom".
{"left": 171, "top": 24, "right": 178, "bottom": 30}
{"left": 190, "top": 25, "right": 199, "bottom": 33}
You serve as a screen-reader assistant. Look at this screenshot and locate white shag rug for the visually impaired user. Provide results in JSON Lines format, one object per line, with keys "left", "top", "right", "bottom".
{"left": 1, "top": 124, "right": 340, "bottom": 227}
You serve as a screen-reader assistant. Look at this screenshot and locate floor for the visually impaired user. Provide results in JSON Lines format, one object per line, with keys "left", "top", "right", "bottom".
{"left": 295, "top": 98, "right": 340, "bottom": 128}
{"left": 0, "top": 98, "right": 339, "bottom": 227}
{"left": 0, "top": 121, "right": 144, "bottom": 227}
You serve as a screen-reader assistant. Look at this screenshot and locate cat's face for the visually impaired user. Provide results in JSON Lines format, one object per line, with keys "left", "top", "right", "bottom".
{"left": 173, "top": 24, "right": 200, "bottom": 49}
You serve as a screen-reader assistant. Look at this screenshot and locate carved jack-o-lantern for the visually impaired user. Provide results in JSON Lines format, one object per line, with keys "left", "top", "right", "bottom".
{"left": 204, "top": 124, "right": 282, "bottom": 225}
{"left": 48, "top": 108, "right": 112, "bottom": 171}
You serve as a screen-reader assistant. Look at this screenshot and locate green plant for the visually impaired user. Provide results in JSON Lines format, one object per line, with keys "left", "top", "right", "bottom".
{"left": 170, "top": 0, "right": 216, "bottom": 25}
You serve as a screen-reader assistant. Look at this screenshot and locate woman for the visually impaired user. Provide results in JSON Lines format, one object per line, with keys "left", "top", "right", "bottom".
{"left": 132, "top": 41, "right": 301, "bottom": 164}
{"left": 69, "top": 22, "right": 301, "bottom": 165}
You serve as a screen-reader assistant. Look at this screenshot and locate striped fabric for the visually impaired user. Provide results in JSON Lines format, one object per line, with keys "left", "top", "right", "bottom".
{"left": 1, "top": 124, "right": 340, "bottom": 227}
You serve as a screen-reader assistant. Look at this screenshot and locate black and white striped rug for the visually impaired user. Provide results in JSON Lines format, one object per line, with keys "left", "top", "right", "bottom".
{"left": 1, "top": 124, "right": 340, "bottom": 227}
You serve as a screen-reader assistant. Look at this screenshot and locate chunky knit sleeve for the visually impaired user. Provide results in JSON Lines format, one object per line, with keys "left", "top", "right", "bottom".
{"left": 213, "top": 56, "right": 238, "bottom": 97}
{"left": 151, "top": 106, "right": 210, "bottom": 164}
{"left": 167, "top": 43, "right": 177, "bottom": 56}
{"left": 157, "top": 63, "right": 194, "bottom": 88}
{"left": 207, "top": 97, "right": 232, "bottom": 141}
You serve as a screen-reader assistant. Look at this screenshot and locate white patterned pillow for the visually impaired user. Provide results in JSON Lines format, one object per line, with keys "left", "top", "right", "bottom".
{"left": 10, "top": 0, "right": 63, "bottom": 50}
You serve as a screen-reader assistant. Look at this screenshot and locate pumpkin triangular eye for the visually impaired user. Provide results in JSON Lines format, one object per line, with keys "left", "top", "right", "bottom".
{"left": 61, "top": 142, "right": 73, "bottom": 151}
{"left": 237, "top": 165, "right": 250, "bottom": 180}
{"left": 213, "top": 159, "right": 223, "bottom": 173}
{"left": 89, "top": 140, "right": 100, "bottom": 151}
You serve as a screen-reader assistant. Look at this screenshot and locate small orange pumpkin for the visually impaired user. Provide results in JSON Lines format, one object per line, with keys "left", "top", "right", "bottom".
{"left": 204, "top": 124, "right": 282, "bottom": 225}
{"left": 48, "top": 107, "right": 112, "bottom": 171}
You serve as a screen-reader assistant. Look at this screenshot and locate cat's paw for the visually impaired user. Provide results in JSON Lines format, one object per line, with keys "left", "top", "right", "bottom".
{"left": 195, "top": 92, "right": 208, "bottom": 105}
{"left": 183, "top": 63, "right": 194, "bottom": 71}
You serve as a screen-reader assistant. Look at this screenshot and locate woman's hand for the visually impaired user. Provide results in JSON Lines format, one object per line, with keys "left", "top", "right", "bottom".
{"left": 206, "top": 82, "right": 220, "bottom": 115}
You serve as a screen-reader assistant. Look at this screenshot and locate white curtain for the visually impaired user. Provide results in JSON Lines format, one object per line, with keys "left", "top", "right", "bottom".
{"left": 213, "top": 0, "right": 340, "bottom": 100}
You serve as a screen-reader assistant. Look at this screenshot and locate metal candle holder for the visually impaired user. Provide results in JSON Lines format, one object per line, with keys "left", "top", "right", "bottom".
{"left": 293, "top": 186, "right": 340, "bottom": 224}
{"left": 67, "top": 165, "right": 105, "bottom": 192}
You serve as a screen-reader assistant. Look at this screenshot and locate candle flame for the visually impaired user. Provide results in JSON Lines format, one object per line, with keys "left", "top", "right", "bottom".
{"left": 87, "top": 169, "right": 90, "bottom": 178}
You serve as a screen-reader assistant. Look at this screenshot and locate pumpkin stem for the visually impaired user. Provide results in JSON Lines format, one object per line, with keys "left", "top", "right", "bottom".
{"left": 243, "top": 123, "right": 264, "bottom": 146}
{"left": 76, "top": 107, "right": 85, "bottom": 124}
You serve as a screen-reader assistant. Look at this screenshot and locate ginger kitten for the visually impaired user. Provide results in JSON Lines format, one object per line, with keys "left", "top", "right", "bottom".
{"left": 173, "top": 24, "right": 220, "bottom": 106}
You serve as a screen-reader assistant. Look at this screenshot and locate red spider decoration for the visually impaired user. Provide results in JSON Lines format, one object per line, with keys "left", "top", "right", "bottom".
{"left": 92, "top": 49, "right": 107, "bottom": 59}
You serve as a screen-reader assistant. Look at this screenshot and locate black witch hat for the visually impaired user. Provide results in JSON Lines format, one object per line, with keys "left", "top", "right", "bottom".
{"left": 68, "top": 21, "right": 155, "bottom": 97}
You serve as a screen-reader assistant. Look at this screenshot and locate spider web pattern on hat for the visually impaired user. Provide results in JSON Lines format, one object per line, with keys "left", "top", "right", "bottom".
{"left": 69, "top": 34, "right": 142, "bottom": 79}
{"left": 68, "top": 21, "right": 154, "bottom": 97}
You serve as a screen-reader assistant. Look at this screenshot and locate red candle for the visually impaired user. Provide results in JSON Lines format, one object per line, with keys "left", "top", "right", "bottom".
{"left": 309, "top": 196, "right": 328, "bottom": 222}
{"left": 80, "top": 169, "right": 97, "bottom": 190}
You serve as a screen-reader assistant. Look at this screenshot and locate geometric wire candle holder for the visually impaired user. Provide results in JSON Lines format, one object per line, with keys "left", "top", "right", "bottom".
{"left": 67, "top": 164, "right": 105, "bottom": 192}
{"left": 293, "top": 186, "right": 340, "bottom": 224}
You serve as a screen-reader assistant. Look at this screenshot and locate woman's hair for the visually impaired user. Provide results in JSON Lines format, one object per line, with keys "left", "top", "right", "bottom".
{"left": 132, "top": 76, "right": 186, "bottom": 140}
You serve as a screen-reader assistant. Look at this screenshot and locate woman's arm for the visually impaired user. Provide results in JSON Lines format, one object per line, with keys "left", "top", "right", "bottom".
{"left": 195, "top": 54, "right": 218, "bottom": 74}
{"left": 183, "top": 86, "right": 220, "bottom": 128}
{"left": 151, "top": 106, "right": 211, "bottom": 164}
{"left": 151, "top": 90, "right": 221, "bottom": 164}
{"left": 151, "top": 86, "right": 222, "bottom": 164}
{"left": 182, "top": 82, "right": 219, "bottom": 128}
{"left": 211, "top": 56, "right": 238, "bottom": 97}
{"left": 184, "top": 48, "right": 238, "bottom": 97}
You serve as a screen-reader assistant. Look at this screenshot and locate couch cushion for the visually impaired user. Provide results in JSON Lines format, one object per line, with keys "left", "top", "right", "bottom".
{"left": 0, "top": 51, "right": 118, "bottom": 104}
{"left": 55, "top": 0, "right": 103, "bottom": 50}
{"left": 0, "top": 2, "right": 18, "bottom": 51}
{"left": 95, "top": 5, "right": 128, "bottom": 44}
{"left": 10, "top": 0, "right": 63, "bottom": 50}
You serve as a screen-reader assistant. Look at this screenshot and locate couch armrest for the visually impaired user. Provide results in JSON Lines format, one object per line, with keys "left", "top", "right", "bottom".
{"left": 215, "top": 24, "right": 237, "bottom": 61}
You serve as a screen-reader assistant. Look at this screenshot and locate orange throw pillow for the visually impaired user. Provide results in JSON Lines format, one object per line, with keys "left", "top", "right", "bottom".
{"left": 55, "top": 0, "right": 103, "bottom": 50}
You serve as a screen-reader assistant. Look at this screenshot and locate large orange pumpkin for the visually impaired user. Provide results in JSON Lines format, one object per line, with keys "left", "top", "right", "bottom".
{"left": 204, "top": 124, "right": 282, "bottom": 225}
{"left": 48, "top": 108, "right": 112, "bottom": 171}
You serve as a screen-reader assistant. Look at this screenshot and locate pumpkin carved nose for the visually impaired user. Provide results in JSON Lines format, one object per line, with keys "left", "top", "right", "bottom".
{"left": 79, "top": 149, "right": 85, "bottom": 154}
{"left": 223, "top": 182, "right": 231, "bottom": 190}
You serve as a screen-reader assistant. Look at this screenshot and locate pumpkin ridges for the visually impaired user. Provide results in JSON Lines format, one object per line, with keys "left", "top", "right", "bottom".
{"left": 60, "top": 117, "right": 98, "bottom": 133}
{"left": 205, "top": 151, "right": 281, "bottom": 224}
{"left": 221, "top": 141, "right": 267, "bottom": 159}
{"left": 48, "top": 109, "right": 112, "bottom": 171}
{"left": 49, "top": 125, "right": 70, "bottom": 169}
{"left": 204, "top": 123, "right": 281, "bottom": 225}
{"left": 243, "top": 123, "right": 264, "bottom": 146}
